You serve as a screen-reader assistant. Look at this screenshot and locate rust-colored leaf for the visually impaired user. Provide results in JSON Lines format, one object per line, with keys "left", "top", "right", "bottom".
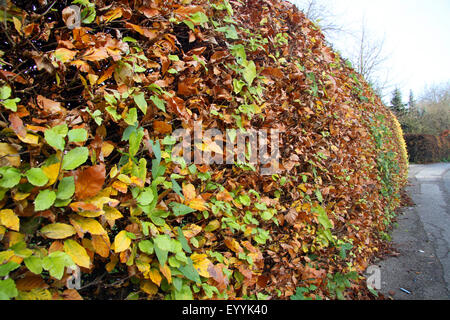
{"left": 74, "top": 164, "right": 106, "bottom": 200}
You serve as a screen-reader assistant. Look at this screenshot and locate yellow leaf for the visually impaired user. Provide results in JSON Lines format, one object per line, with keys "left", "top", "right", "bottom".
{"left": 77, "top": 210, "right": 103, "bottom": 218}
{"left": 0, "top": 143, "right": 21, "bottom": 167}
{"left": 42, "top": 163, "right": 61, "bottom": 186}
{"left": 136, "top": 259, "right": 151, "bottom": 276}
{"left": 148, "top": 268, "right": 162, "bottom": 286}
{"left": 8, "top": 231, "right": 24, "bottom": 247}
{"left": 113, "top": 230, "right": 131, "bottom": 253}
{"left": 140, "top": 280, "right": 158, "bottom": 296}
{"left": 12, "top": 17, "right": 22, "bottom": 35}
{"left": 191, "top": 253, "right": 212, "bottom": 278}
{"left": 104, "top": 206, "right": 123, "bottom": 224}
{"left": 187, "top": 197, "right": 208, "bottom": 211}
{"left": 70, "top": 216, "right": 107, "bottom": 236}
{"left": 18, "top": 133, "right": 40, "bottom": 145}
{"left": 0, "top": 209, "right": 20, "bottom": 231}
{"left": 102, "top": 7, "right": 123, "bottom": 23}
{"left": 0, "top": 250, "right": 14, "bottom": 264}
{"left": 88, "top": 194, "right": 118, "bottom": 209}
{"left": 64, "top": 239, "right": 91, "bottom": 269}
{"left": 91, "top": 234, "right": 111, "bottom": 258}
{"left": 106, "top": 254, "right": 118, "bottom": 272}
{"left": 13, "top": 192, "right": 30, "bottom": 201}
{"left": 112, "top": 180, "right": 128, "bottom": 193}
{"left": 87, "top": 73, "right": 99, "bottom": 86}
{"left": 117, "top": 174, "right": 132, "bottom": 185}
{"left": 182, "top": 224, "right": 202, "bottom": 239}
{"left": 182, "top": 183, "right": 196, "bottom": 201}
{"left": 54, "top": 48, "right": 77, "bottom": 63}
{"left": 102, "top": 142, "right": 115, "bottom": 157}
{"left": 130, "top": 176, "right": 144, "bottom": 188}
{"left": 159, "top": 264, "right": 172, "bottom": 284}
{"left": 40, "top": 223, "right": 76, "bottom": 239}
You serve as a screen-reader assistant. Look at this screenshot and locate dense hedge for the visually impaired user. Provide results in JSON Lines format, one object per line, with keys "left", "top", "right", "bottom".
{"left": 405, "top": 133, "right": 450, "bottom": 163}
{"left": 0, "top": 0, "right": 407, "bottom": 300}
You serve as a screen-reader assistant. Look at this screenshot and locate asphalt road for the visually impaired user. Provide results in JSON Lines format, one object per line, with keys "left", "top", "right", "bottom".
{"left": 376, "top": 163, "right": 450, "bottom": 300}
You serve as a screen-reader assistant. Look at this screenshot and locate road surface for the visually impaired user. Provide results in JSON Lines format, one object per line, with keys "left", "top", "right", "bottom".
{"left": 377, "top": 163, "right": 450, "bottom": 300}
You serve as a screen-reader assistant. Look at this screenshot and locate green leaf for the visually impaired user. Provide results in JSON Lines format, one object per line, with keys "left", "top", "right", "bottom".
{"left": 2, "top": 98, "right": 20, "bottom": 111}
{"left": 124, "top": 108, "right": 138, "bottom": 126}
{"left": 242, "top": 60, "right": 257, "bottom": 86}
{"left": 129, "top": 128, "right": 144, "bottom": 157}
{"left": 0, "top": 167, "right": 22, "bottom": 189}
{"left": 56, "top": 176, "right": 75, "bottom": 200}
{"left": 44, "top": 125, "right": 68, "bottom": 151}
{"left": 136, "top": 188, "right": 155, "bottom": 206}
{"left": 133, "top": 92, "right": 147, "bottom": 115}
{"left": 106, "top": 106, "right": 122, "bottom": 121}
{"left": 216, "top": 25, "right": 239, "bottom": 39}
{"left": 149, "top": 140, "right": 161, "bottom": 164}
{"left": 62, "top": 147, "right": 89, "bottom": 170}
{"left": 0, "top": 278, "right": 18, "bottom": 300}
{"left": 151, "top": 159, "right": 166, "bottom": 180}
{"left": 35, "top": 190, "right": 57, "bottom": 211}
{"left": 138, "top": 240, "right": 154, "bottom": 255}
{"left": 24, "top": 256, "right": 43, "bottom": 275}
{"left": 10, "top": 242, "right": 32, "bottom": 258}
{"left": 25, "top": 168, "right": 49, "bottom": 187}
{"left": 68, "top": 128, "right": 88, "bottom": 143}
{"left": 189, "top": 12, "right": 208, "bottom": 25}
{"left": 150, "top": 95, "right": 166, "bottom": 112}
{"left": 314, "top": 205, "right": 333, "bottom": 230}
{"left": 230, "top": 44, "right": 247, "bottom": 65}
{"left": 0, "top": 86, "right": 11, "bottom": 100}
{"left": 238, "top": 194, "right": 251, "bottom": 206}
{"left": 177, "top": 227, "right": 191, "bottom": 254}
{"left": 170, "top": 202, "right": 195, "bottom": 217}
{"left": 178, "top": 258, "right": 201, "bottom": 284}
{"left": 153, "top": 234, "right": 171, "bottom": 265}
{"left": 42, "top": 251, "right": 75, "bottom": 280}
{"left": 0, "top": 261, "right": 20, "bottom": 277}
{"left": 171, "top": 178, "right": 184, "bottom": 200}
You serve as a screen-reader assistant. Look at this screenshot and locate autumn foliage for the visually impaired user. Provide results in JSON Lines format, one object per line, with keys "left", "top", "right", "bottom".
{"left": 405, "top": 133, "right": 450, "bottom": 164}
{"left": 0, "top": 0, "right": 408, "bottom": 300}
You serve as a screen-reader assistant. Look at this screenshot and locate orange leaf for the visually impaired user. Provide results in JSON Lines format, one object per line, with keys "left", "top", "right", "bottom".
{"left": 149, "top": 268, "right": 162, "bottom": 287}
{"left": 82, "top": 47, "right": 109, "bottom": 62}
{"left": 153, "top": 121, "right": 172, "bottom": 134}
{"left": 125, "top": 22, "right": 157, "bottom": 40}
{"left": 224, "top": 238, "right": 244, "bottom": 254}
{"left": 9, "top": 113, "right": 27, "bottom": 138}
{"left": 182, "top": 183, "right": 196, "bottom": 202}
{"left": 91, "top": 234, "right": 111, "bottom": 258}
{"left": 159, "top": 264, "right": 172, "bottom": 284}
{"left": 74, "top": 164, "right": 106, "bottom": 200}
{"left": 62, "top": 289, "right": 83, "bottom": 300}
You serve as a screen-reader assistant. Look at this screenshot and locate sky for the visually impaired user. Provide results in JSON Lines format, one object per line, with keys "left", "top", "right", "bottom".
{"left": 289, "top": 0, "right": 450, "bottom": 101}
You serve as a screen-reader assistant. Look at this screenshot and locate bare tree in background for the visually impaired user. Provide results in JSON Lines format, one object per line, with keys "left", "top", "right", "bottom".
{"left": 352, "top": 20, "right": 391, "bottom": 94}
{"left": 293, "top": 0, "right": 347, "bottom": 38}
{"left": 292, "top": 0, "right": 393, "bottom": 98}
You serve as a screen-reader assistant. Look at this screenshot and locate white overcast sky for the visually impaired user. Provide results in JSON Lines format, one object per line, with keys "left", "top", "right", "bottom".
{"left": 289, "top": 0, "right": 450, "bottom": 101}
